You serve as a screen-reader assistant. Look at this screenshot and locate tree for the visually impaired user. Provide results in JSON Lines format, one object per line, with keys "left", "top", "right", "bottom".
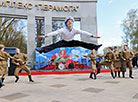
{"left": 121, "top": 9, "right": 138, "bottom": 51}
{"left": 0, "top": 17, "right": 27, "bottom": 53}
{"left": 52, "top": 20, "right": 64, "bottom": 43}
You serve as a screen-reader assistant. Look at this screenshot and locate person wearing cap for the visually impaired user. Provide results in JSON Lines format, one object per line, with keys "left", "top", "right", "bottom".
{"left": 120, "top": 45, "right": 134, "bottom": 78}
{"left": 0, "top": 44, "right": 15, "bottom": 88}
{"left": 96, "top": 47, "right": 115, "bottom": 79}
{"left": 12, "top": 48, "right": 34, "bottom": 83}
{"left": 113, "top": 46, "right": 121, "bottom": 78}
{"left": 82, "top": 49, "right": 104, "bottom": 80}
{"left": 36, "top": 16, "right": 102, "bottom": 53}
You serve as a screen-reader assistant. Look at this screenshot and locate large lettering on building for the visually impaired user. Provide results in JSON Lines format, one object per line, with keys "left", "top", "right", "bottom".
{"left": 0, "top": 0, "right": 79, "bottom": 12}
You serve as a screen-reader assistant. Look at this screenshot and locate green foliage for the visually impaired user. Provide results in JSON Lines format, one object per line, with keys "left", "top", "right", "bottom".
{"left": 121, "top": 9, "right": 138, "bottom": 52}
{"left": 0, "top": 17, "right": 27, "bottom": 53}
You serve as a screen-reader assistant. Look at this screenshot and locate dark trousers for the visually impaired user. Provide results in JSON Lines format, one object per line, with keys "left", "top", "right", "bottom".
{"left": 41, "top": 40, "right": 98, "bottom": 53}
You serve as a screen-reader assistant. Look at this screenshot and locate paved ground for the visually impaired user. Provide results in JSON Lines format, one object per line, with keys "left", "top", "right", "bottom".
{"left": 0, "top": 68, "right": 138, "bottom": 102}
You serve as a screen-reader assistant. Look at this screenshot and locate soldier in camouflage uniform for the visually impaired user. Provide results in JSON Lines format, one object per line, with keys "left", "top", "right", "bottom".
{"left": 97, "top": 47, "right": 115, "bottom": 79}
{"left": 113, "top": 46, "right": 121, "bottom": 77}
{"left": 120, "top": 45, "right": 134, "bottom": 78}
{"left": 135, "top": 52, "right": 138, "bottom": 56}
{"left": 0, "top": 44, "right": 15, "bottom": 88}
{"left": 82, "top": 49, "right": 104, "bottom": 80}
{"left": 12, "top": 48, "right": 34, "bottom": 83}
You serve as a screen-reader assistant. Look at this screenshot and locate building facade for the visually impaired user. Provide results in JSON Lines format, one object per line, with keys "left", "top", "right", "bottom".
{"left": 0, "top": 0, "right": 98, "bottom": 67}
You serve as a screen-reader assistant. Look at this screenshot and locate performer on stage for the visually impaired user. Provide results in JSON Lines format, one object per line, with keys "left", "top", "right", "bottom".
{"left": 12, "top": 48, "right": 34, "bottom": 83}
{"left": 120, "top": 45, "right": 134, "bottom": 78}
{"left": 113, "top": 46, "right": 121, "bottom": 78}
{"left": 96, "top": 47, "right": 115, "bottom": 79}
{"left": 0, "top": 44, "right": 15, "bottom": 88}
{"left": 82, "top": 49, "right": 104, "bottom": 80}
{"left": 36, "top": 16, "right": 102, "bottom": 53}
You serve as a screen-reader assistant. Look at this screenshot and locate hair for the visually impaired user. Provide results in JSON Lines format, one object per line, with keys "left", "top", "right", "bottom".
{"left": 65, "top": 16, "right": 74, "bottom": 24}
{"left": 108, "top": 47, "right": 113, "bottom": 51}
{"left": 65, "top": 19, "right": 73, "bottom": 25}
{"left": 124, "top": 44, "right": 128, "bottom": 47}
{"left": 114, "top": 46, "right": 117, "bottom": 49}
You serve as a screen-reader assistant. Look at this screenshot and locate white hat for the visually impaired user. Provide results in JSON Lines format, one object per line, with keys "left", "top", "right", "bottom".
{"left": 65, "top": 16, "right": 74, "bottom": 24}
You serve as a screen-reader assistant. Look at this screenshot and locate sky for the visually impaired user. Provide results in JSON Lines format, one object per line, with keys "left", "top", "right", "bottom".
{"left": 15, "top": 0, "right": 138, "bottom": 53}
{"left": 97, "top": 0, "right": 138, "bottom": 53}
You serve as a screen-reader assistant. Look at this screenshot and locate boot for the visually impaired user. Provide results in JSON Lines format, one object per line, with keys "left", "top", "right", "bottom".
{"left": 96, "top": 68, "right": 100, "bottom": 75}
{"left": 1, "top": 77, "right": 5, "bottom": 83}
{"left": 95, "top": 44, "right": 102, "bottom": 51}
{"left": 122, "top": 71, "right": 125, "bottom": 78}
{"left": 89, "top": 72, "right": 93, "bottom": 79}
{"left": 15, "top": 76, "right": 19, "bottom": 83}
{"left": 35, "top": 48, "right": 43, "bottom": 54}
{"left": 114, "top": 71, "right": 117, "bottom": 77}
{"left": 0, "top": 79, "right": 4, "bottom": 88}
{"left": 118, "top": 71, "right": 120, "bottom": 78}
{"left": 129, "top": 71, "right": 134, "bottom": 79}
{"left": 28, "top": 75, "right": 34, "bottom": 82}
{"left": 93, "top": 73, "right": 97, "bottom": 80}
{"left": 111, "top": 72, "right": 115, "bottom": 79}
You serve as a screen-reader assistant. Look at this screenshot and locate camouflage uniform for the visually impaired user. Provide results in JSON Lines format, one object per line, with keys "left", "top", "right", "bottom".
{"left": 83, "top": 53, "right": 103, "bottom": 79}
{"left": 12, "top": 52, "right": 34, "bottom": 82}
{"left": 113, "top": 51, "right": 121, "bottom": 77}
{"left": 97, "top": 52, "right": 115, "bottom": 79}
{"left": 0, "top": 44, "right": 13, "bottom": 87}
{"left": 120, "top": 49, "right": 134, "bottom": 78}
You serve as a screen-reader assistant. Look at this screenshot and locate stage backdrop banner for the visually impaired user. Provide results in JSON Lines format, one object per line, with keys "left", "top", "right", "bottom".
{"left": 35, "top": 47, "right": 103, "bottom": 71}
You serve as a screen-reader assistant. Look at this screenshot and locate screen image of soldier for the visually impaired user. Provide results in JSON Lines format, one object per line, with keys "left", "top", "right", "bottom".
{"left": 96, "top": 47, "right": 115, "bottom": 79}
{"left": 82, "top": 49, "right": 104, "bottom": 80}
{"left": 12, "top": 48, "right": 34, "bottom": 83}
{"left": 36, "top": 16, "right": 102, "bottom": 53}
{"left": 113, "top": 46, "right": 121, "bottom": 78}
{"left": 0, "top": 44, "right": 16, "bottom": 88}
{"left": 120, "top": 45, "right": 134, "bottom": 79}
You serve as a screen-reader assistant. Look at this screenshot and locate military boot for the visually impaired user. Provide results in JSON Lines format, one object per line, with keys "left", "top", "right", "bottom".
{"left": 122, "top": 71, "right": 125, "bottom": 78}
{"left": 93, "top": 72, "right": 97, "bottom": 80}
{"left": 28, "top": 75, "right": 34, "bottom": 82}
{"left": 15, "top": 76, "right": 19, "bottom": 83}
{"left": 114, "top": 71, "right": 117, "bottom": 77}
{"left": 118, "top": 71, "right": 120, "bottom": 78}
{"left": 111, "top": 72, "right": 115, "bottom": 79}
{"left": 129, "top": 71, "right": 134, "bottom": 79}
{"left": 96, "top": 68, "right": 101, "bottom": 75}
{"left": 89, "top": 72, "right": 93, "bottom": 79}
{"left": 1, "top": 77, "right": 5, "bottom": 83}
{"left": 0, "top": 79, "right": 4, "bottom": 88}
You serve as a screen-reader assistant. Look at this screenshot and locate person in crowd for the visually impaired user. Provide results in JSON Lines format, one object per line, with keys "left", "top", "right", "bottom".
{"left": 120, "top": 45, "right": 134, "bottom": 78}
{"left": 82, "top": 49, "right": 104, "bottom": 80}
{"left": 12, "top": 48, "right": 34, "bottom": 83}
{"left": 96, "top": 47, "right": 115, "bottom": 79}
{"left": 113, "top": 46, "right": 121, "bottom": 78}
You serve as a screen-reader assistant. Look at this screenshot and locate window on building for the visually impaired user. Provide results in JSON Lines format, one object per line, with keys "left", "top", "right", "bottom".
{"left": 35, "top": 18, "right": 45, "bottom": 47}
